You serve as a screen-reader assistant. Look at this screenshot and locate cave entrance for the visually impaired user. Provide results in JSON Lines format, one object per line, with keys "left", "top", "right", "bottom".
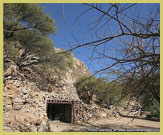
{"left": 46, "top": 100, "right": 75, "bottom": 124}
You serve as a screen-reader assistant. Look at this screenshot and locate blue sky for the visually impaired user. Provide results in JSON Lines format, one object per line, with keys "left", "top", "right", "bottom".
{"left": 40, "top": 3, "right": 105, "bottom": 74}
{"left": 39, "top": 3, "right": 159, "bottom": 78}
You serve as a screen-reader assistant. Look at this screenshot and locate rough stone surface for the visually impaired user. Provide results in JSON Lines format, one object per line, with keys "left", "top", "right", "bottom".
{"left": 3, "top": 51, "right": 113, "bottom": 132}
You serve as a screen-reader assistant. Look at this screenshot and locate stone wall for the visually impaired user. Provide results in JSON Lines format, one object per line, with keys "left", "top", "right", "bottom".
{"left": 3, "top": 50, "right": 116, "bottom": 132}
{"left": 3, "top": 54, "right": 92, "bottom": 132}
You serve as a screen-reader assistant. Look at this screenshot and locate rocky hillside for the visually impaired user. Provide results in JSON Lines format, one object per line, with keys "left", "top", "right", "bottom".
{"left": 3, "top": 49, "right": 92, "bottom": 132}
{"left": 3, "top": 4, "right": 116, "bottom": 132}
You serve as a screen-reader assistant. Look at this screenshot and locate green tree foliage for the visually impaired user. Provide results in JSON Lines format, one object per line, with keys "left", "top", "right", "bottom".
{"left": 30, "top": 49, "right": 74, "bottom": 91}
{"left": 34, "top": 49, "right": 74, "bottom": 78}
{"left": 4, "top": 41, "right": 20, "bottom": 63}
{"left": 137, "top": 74, "right": 160, "bottom": 118}
{"left": 96, "top": 81, "right": 126, "bottom": 107}
{"left": 141, "top": 92, "right": 160, "bottom": 118}
{"left": 75, "top": 76, "right": 124, "bottom": 106}
{"left": 12, "top": 30, "right": 54, "bottom": 57}
{"left": 4, "top": 3, "right": 56, "bottom": 57}
{"left": 122, "top": 73, "right": 160, "bottom": 118}
{"left": 4, "top": 3, "right": 56, "bottom": 39}
{"left": 75, "top": 76, "right": 105, "bottom": 104}
{"left": 3, "top": 4, "right": 74, "bottom": 91}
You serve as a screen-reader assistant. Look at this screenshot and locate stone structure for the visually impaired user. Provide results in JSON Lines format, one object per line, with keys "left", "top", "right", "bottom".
{"left": 3, "top": 53, "right": 113, "bottom": 132}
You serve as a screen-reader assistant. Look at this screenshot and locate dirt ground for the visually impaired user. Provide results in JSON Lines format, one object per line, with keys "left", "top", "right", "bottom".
{"left": 49, "top": 116, "right": 160, "bottom": 132}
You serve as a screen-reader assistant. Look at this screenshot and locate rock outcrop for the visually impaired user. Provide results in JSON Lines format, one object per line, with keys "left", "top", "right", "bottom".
{"left": 4, "top": 50, "right": 109, "bottom": 132}
{"left": 3, "top": 46, "right": 118, "bottom": 132}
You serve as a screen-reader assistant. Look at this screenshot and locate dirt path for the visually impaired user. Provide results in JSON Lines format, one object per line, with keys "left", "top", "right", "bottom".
{"left": 49, "top": 117, "right": 160, "bottom": 132}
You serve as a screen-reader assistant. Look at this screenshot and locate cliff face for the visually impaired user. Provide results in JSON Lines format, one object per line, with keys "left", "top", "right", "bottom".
{"left": 3, "top": 50, "right": 91, "bottom": 132}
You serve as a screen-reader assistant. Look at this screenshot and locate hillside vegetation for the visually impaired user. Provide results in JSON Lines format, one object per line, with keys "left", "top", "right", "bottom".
{"left": 4, "top": 4, "right": 74, "bottom": 91}
{"left": 3, "top": 3, "right": 160, "bottom": 120}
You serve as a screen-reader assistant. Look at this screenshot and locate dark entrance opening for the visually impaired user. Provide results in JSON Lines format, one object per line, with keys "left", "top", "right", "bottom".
{"left": 47, "top": 103, "right": 72, "bottom": 123}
